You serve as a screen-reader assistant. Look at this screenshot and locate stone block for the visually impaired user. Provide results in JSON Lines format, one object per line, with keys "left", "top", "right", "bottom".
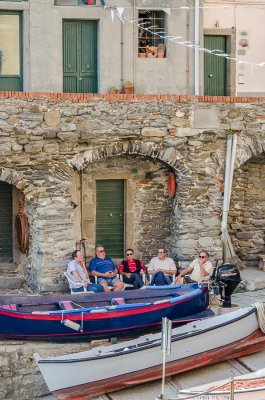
{"left": 43, "top": 143, "right": 59, "bottom": 153}
{"left": 169, "top": 116, "right": 189, "bottom": 127}
{"left": 60, "top": 123, "right": 76, "bottom": 132}
{"left": 141, "top": 127, "right": 166, "bottom": 137}
{"left": 176, "top": 127, "right": 197, "bottom": 137}
{"left": 198, "top": 237, "right": 214, "bottom": 248}
{"left": 24, "top": 142, "right": 44, "bottom": 153}
{"left": 231, "top": 121, "right": 244, "bottom": 130}
{"left": 194, "top": 108, "right": 220, "bottom": 129}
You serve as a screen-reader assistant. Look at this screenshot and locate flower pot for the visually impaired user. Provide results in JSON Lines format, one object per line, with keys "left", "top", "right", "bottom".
{"left": 109, "top": 89, "right": 120, "bottom": 95}
{"left": 147, "top": 53, "right": 156, "bottom": 58}
{"left": 157, "top": 50, "right": 165, "bottom": 58}
{"left": 123, "top": 86, "right": 134, "bottom": 94}
{"left": 138, "top": 52, "right": 146, "bottom": 58}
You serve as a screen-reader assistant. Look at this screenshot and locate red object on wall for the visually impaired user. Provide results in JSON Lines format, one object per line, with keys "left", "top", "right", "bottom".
{"left": 168, "top": 172, "right": 176, "bottom": 198}
{"left": 86, "top": 0, "right": 95, "bottom": 4}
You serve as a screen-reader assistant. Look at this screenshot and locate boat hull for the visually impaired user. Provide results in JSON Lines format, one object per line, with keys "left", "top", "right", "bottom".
{"left": 0, "top": 285, "right": 209, "bottom": 341}
{"left": 35, "top": 307, "right": 265, "bottom": 399}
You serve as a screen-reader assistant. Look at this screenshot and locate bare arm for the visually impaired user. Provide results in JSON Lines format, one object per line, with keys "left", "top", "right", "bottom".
{"left": 175, "top": 265, "right": 192, "bottom": 281}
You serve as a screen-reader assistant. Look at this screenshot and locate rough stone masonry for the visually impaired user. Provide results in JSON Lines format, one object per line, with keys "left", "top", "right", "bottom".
{"left": 0, "top": 93, "right": 265, "bottom": 292}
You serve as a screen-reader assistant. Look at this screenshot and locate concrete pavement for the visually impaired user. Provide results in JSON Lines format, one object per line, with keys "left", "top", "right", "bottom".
{"left": 37, "top": 267, "right": 265, "bottom": 400}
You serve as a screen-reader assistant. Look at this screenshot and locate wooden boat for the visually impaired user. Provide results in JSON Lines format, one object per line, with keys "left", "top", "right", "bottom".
{"left": 34, "top": 305, "right": 265, "bottom": 399}
{"left": 177, "top": 367, "right": 265, "bottom": 399}
{"left": 0, "top": 283, "right": 210, "bottom": 342}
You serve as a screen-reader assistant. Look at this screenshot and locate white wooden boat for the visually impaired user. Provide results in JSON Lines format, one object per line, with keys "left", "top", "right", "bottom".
{"left": 177, "top": 367, "right": 265, "bottom": 399}
{"left": 34, "top": 305, "right": 265, "bottom": 399}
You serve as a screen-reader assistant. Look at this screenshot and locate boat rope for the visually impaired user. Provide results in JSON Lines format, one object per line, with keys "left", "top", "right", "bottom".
{"left": 254, "top": 301, "right": 265, "bottom": 333}
{"left": 163, "top": 377, "right": 237, "bottom": 400}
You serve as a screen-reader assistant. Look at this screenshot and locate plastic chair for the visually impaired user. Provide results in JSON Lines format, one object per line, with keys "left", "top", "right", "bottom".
{"left": 64, "top": 272, "right": 94, "bottom": 294}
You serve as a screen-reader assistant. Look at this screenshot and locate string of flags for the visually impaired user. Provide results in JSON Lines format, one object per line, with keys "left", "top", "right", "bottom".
{"left": 77, "top": 0, "right": 265, "bottom": 68}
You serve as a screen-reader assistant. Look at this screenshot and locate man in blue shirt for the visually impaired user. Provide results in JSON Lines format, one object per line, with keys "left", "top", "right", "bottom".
{"left": 89, "top": 244, "right": 124, "bottom": 292}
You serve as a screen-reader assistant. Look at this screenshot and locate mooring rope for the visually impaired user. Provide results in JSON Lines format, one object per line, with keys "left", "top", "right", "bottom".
{"left": 160, "top": 377, "right": 235, "bottom": 399}
{"left": 254, "top": 301, "right": 265, "bottom": 333}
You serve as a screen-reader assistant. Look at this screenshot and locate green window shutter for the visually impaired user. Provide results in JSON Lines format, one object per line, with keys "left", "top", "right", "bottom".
{"left": 0, "top": 182, "right": 13, "bottom": 262}
{"left": 96, "top": 180, "right": 124, "bottom": 258}
{"left": 204, "top": 35, "right": 227, "bottom": 96}
{"left": 63, "top": 20, "right": 98, "bottom": 93}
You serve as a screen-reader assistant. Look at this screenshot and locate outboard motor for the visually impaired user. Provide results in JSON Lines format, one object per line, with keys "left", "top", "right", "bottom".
{"left": 214, "top": 263, "right": 241, "bottom": 308}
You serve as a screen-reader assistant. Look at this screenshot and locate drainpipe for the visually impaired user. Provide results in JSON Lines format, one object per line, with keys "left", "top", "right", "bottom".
{"left": 121, "top": 19, "right": 124, "bottom": 91}
{"left": 194, "top": 0, "right": 200, "bottom": 95}
{"left": 133, "top": 0, "right": 136, "bottom": 87}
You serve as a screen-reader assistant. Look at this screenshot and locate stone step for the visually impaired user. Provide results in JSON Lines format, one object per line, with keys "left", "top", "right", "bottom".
{"left": 240, "top": 267, "right": 265, "bottom": 292}
{"left": 0, "top": 275, "right": 25, "bottom": 290}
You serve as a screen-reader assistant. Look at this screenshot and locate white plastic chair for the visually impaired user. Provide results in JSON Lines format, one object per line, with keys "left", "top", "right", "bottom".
{"left": 119, "top": 273, "right": 147, "bottom": 289}
{"left": 64, "top": 272, "right": 94, "bottom": 294}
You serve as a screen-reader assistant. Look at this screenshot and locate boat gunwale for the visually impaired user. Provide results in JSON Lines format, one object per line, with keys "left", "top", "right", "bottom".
{"left": 37, "top": 306, "right": 257, "bottom": 364}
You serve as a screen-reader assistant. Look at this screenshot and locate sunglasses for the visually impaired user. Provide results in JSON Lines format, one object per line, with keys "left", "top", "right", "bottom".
{"left": 97, "top": 250, "right": 105, "bottom": 253}
{"left": 126, "top": 252, "right": 133, "bottom": 256}
{"left": 199, "top": 255, "right": 206, "bottom": 258}
{"left": 158, "top": 251, "right": 165, "bottom": 253}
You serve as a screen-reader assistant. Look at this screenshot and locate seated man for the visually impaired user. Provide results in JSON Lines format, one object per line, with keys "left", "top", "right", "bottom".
{"left": 175, "top": 250, "right": 213, "bottom": 283}
{"left": 89, "top": 244, "right": 124, "bottom": 292}
{"left": 118, "top": 248, "right": 146, "bottom": 289}
{"left": 66, "top": 250, "right": 104, "bottom": 293}
{"left": 148, "top": 247, "right": 177, "bottom": 285}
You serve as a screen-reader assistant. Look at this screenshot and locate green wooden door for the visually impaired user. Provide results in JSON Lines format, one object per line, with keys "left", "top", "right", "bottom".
{"left": 204, "top": 35, "right": 227, "bottom": 96}
{"left": 96, "top": 180, "right": 124, "bottom": 258}
{"left": 0, "top": 182, "right": 13, "bottom": 262}
{"left": 63, "top": 20, "right": 98, "bottom": 93}
{"left": 0, "top": 12, "right": 22, "bottom": 91}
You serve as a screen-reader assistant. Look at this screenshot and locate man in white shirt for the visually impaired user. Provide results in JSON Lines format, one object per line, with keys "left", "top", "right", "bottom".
{"left": 66, "top": 250, "right": 104, "bottom": 293}
{"left": 175, "top": 250, "right": 213, "bottom": 283}
{"left": 148, "top": 247, "right": 177, "bottom": 285}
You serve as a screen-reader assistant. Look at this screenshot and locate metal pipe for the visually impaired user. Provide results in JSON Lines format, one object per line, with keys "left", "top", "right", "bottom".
{"left": 194, "top": 0, "right": 200, "bottom": 95}
{"left": 133, "top": 0, "right": 136, "bottom": 87}
{"left": 121, "top": 18, "right": 124, "bottom": 91}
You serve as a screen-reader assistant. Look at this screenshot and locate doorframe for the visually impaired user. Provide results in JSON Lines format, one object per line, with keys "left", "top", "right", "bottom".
{"left": 82, "top": 172, "right": 133, "bottom": 260}
{"left": 203, "top": 29, "right": 236, "bottom": 96}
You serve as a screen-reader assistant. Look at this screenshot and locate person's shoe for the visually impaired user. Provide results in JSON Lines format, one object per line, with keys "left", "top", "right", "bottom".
{"left": 140, "top": 285, "right": 146, "bottom": 289}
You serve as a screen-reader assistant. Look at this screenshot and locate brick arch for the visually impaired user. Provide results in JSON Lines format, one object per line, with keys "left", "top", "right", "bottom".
{"left": 68, "top": 139, "right": 190, "bottom": 179}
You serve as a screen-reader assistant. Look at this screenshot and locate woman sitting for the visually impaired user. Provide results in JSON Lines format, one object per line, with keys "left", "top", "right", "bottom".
{"left": 118, "top": 249, "right": 146, "bottom": 289}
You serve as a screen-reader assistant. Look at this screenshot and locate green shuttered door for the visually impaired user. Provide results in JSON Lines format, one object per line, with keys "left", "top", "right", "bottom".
{"left": 63, "top": 20, "right": 98, "bottom": 93}
{"left": 204, "top": 35, "right": 227, "bottom": 96}
{"left": 0, "top": 182, "right": 13, "bottom": 262}
{"left": 96, "top": 180, "right": 124, "bottom": 258}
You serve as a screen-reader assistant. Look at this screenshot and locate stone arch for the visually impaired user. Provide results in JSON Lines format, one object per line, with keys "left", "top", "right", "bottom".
{"left": 68, "top": 140, "right": 190, "bottom": 180}
{"left": 0, "top": 167, "right": 26, "bottom": 190}
{"left": 234, "top": 136, "right": 265, "bottom": 169}
{"left": 229, "top": 135, "right": 265, "bottom": 268}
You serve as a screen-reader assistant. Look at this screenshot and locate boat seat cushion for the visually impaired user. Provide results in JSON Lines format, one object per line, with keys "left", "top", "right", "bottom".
{"left": 1, "top": 304, "right": 18, "bottom": 311}
{"left": 111, "top": 298, "right": 126, "bottom": 305}
{"left": 59, "top": 301, "right": 74, "bottom": 310}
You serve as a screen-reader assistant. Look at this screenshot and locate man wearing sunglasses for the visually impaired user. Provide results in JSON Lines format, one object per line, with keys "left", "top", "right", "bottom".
{"left": 89, "top": 244, "right": 124, "bottom": 292}
{"left": 118, "top": 249, "right": 146, "bottom": 289}
{"left": 175, "top": 250, "right": 213, "bottom": 284}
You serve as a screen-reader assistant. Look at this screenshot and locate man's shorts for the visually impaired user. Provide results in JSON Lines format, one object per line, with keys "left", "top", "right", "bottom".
{"left": 97, "top": 277, "right": 119, "bottom": 287}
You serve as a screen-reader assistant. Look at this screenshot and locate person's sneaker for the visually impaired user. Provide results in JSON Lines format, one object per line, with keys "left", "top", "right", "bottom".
{"left": 140, "top": 285, "right": 146, "bottom": 289}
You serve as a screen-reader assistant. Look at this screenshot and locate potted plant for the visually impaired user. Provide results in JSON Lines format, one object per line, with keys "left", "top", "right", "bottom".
{"left": 108, "top": 86, "right": 120, "bottom": 95}
{"left": 123, "top": 81, "right": 134, "bottom": 94}
{"left": 157, "top": 43, "right": 165, "bottom": 58}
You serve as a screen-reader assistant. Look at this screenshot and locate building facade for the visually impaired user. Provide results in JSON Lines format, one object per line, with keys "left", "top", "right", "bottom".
{"left": 203, "top": 0, "right": 265, "bottom": 97}
{"left": 0, "top": 0, "right": 197, "bottom": 94}
{"left": 0, "top": 92, "right": 265, "bottom": 292}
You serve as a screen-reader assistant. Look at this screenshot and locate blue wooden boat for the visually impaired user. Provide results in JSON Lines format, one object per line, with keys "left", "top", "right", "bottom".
{"left": 0, "top": 283, "right": 211, "bottom": 342}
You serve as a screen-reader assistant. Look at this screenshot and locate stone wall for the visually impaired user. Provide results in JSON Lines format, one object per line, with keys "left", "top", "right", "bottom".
{"left": 1, "top": 93, "right": 265, "bottom": 291}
